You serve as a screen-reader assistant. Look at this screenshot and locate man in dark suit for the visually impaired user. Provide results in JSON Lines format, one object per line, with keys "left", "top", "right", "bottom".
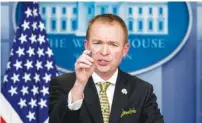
{"left": 49, "top": 14, "right": 164, "bottom": 123}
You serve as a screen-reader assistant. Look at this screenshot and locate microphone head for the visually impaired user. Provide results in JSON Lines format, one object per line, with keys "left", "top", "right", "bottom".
{"left": 88, "top": 51, "right": 92, "bottom": 57}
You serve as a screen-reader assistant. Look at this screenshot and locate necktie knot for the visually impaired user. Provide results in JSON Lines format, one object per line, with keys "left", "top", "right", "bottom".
{"left": 97, "top": 82, "right": 111, "bottom": 92}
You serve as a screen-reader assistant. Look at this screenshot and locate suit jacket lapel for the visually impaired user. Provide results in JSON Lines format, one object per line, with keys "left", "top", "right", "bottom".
{"left": 109, "top": 70, "right": 128, "bottom": 123}
{"left": 84, "top": 77, "right": 103, "bottom": 123}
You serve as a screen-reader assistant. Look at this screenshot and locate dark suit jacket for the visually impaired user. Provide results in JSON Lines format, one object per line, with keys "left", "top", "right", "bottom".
{"left": 49, "top": 69, "right": 164, "bottom": 123}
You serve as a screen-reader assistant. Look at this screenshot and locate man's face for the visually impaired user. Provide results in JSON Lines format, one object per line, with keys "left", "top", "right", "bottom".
{"left": 85, "top": 21, "right": 130, "bottom": 76}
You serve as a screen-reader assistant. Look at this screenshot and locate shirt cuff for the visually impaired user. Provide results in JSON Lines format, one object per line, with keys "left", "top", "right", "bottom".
{"left": 67, "top": 90, "right": 84, "bottom": 110}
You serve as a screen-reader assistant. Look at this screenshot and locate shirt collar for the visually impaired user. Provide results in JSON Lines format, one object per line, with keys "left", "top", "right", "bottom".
{"left": 92, "top": 69, "right": 118, "bottom": 85}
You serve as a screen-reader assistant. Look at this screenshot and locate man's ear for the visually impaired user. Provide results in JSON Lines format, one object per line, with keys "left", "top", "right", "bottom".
{"left": 123, "top": 43, "right": 130, "bottom": 57}
{"left": 84, "top": 40, "right": 89, "bottom": 49}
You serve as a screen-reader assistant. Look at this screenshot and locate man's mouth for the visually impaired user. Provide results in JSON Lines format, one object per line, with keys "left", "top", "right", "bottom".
{"left": 97, "top": 59, "right": 110, "bottom": 66}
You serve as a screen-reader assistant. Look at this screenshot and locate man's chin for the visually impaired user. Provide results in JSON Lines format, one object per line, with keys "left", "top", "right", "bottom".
{"left": 95, "top": 67, "right": 110, "bottom": 74}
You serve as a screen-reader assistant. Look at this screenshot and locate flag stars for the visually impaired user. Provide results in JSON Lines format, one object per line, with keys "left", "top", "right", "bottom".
{"left": 3, "top": 75, "right": 8, "bottom": 83}
{"left": 33, "top": 8, "right": 38, "bottom": 17}
{"left": 37, "top": 34, "right": 45, "bottom": 44}
{"left": 7, "top": 62, "right": 11, "bottom": 69}
{"left": 18, "top": 98, "right": 27, "bottom": 109}
{"left": 40, "top": 86, "right": 49, "bottom": 96}
{"left": 28, "top": 98, "right": 37, "bottom": 108}
{"left": 21, "top": 20, "right": 30, "bottom": 31}
{"left": 16, "top": 47, "right": 25, "bottom": 57}
{"left": 38, "top": 98, "right": 47, "bottom": 109}
{"left": 10, "top": 49, "right": 14, "bottom": 56}
{"left": 35, "top": 60, "right": 42, "bottom": 70}
{"left": 32, "top": 22, "right": 38, "bottom": 31}
{"left": 2, "top": 3, "right": 57, "bottom": 123}
{"left": 22, "top": 72, "right": 31, "bottom": 82}
{"left": 13, "top": 60, "right": 22, "bottom": 70}
{"left": 20, "top": 86, "right": 29, "bottom": 96}
{"left": 24, "top": 60, "right": 33, "bottom": 70}
{"left": 26, "top": 47, "right": 35, "bottom": 57}
{"left": 37, "top": 48, "right": 44, "bottom": 58}
{"left": 43, "top": 73, "right": 51, "bottom": 83}
{"left": 34, "top": 73, "right": 40, "bottom": 83}
{"left": 8, "top": 86, "right": 18, "bottom": 96}
{"left": 31, "top": 86, "right": 39, "bottom": 96}
{"left": 29, "top": 33, "right": 37, "bottom": 44}
{"left": 45, "top": 61, "right": 53, "bottom": 70}
{"left": 2, "top": 3, "right": 58, "bottom": 123}
{"left": 11, "top": 73, "right": 20, "bottom": 83}
{"left": 46, "top": 47, "right": 53, "bottom": 57}
{"left": 39, "top": 21, "right": 45, "bottom": 31}
{"left": 26, "top": 111, "right": 36, "bottom": 122}
{"left": 18, "top": 33, "right": 27, "bottom": 44}
{"left": 24, "top": 7, "right": 32, "bottom": 18}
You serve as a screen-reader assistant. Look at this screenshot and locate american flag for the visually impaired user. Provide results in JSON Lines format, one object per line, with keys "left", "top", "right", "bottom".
{"left": 1, "top": 2, "right": 58, "bottom": 123}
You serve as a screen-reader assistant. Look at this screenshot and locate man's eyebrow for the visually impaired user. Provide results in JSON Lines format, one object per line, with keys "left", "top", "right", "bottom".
{"left": 91, "top": 39, "right": 119, "bottom": 44}
{"left": 92, "top": 39, "right": 102, "bottom": 42}
{"left": 108, "top": 40, "right": 119, "bottom": 44}
{"left": 108, "top": 40, "right": 117, "bottom": 43}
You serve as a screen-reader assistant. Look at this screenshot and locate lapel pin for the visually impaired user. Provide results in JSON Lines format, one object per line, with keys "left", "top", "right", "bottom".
{"left": 121, "top": 88, "right": 127, "bottom": 95}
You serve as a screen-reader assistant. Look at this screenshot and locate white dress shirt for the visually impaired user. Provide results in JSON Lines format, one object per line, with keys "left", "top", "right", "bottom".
{"left": 68, "top": 69, "right": 118, "bottom": 111}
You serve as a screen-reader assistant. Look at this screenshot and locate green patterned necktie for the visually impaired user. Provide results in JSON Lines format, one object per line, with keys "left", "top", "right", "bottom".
{"left": 97, "top": 82, "right": 111, "bottom": 123}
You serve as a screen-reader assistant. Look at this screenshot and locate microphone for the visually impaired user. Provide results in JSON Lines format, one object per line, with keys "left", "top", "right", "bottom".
{"left": 87, "top": 51, "right": 92, "bottom": 57}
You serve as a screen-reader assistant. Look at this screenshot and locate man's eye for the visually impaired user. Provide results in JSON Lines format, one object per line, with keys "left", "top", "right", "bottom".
{"left": 110, "top": 43, "right": 117, "bottom": 47}
{"left": 94, "top": 42, "right": 100, "bottom": 45}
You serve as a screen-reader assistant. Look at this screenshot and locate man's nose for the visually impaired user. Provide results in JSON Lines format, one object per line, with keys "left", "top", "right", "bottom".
{"left": 100, "top": 44, "right": 109, "bottom": 56}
